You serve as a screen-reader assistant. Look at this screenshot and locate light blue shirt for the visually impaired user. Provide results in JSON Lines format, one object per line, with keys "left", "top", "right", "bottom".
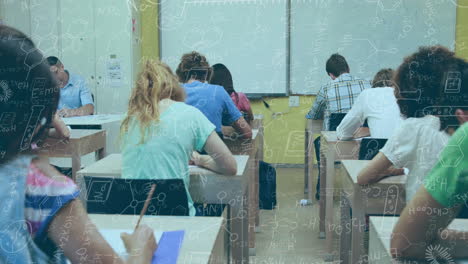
{"left": 183, "top": 81, "right": 242, "bottom": 132}
{"left": 121, "top": 102, "right": 215, "bottom": 216}
{"left": 58, "top": 71, "right": 94, "bottom": 110}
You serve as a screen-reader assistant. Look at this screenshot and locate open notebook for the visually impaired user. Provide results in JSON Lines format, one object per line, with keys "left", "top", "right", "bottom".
{"left": 100, "top": 229, "right": 185, "bottom": 264}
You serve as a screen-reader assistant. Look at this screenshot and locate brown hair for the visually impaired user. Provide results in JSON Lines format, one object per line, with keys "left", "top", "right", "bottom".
{"left": 325, "top": 53, "right": 349, "bottom": 77}
{"left": 121, "top": 60, "right": 186, "bottom": 144}
{"left": 0, "top": 25, "right": 59, "bottom": 164}
{"left": 175, "top": 51, "right": 211, "bottom": 83}
{"left": 394, "top": 45, "right": 468, "bottom": 131}
{"left": 372, "top": 68, "right": 394, "bottom": 88}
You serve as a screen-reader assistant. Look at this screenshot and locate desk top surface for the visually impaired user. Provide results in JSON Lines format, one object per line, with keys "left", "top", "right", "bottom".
{"left": 370, "top": 216, "right": 468, "bottom": 262}
{"left": 89, "top": 214, "right": 223, "bottom": 264}
{"left": 69, "top": 129, "right": 105, "bottom": 139}
{"left": 78, "top": 154, "right": 249, "bottom": 178}
{"left": 63, "top": 114, "right": 123, "bottom": 125}
{"left": 342, "top": 160, "right": 406, "bottom": 185}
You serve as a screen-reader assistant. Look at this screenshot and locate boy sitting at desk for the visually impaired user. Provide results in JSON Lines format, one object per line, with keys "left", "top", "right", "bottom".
{"left": 47, "top": 56, "right": 94, "bottom": 117}
{"left": 305, "top": 53, "right": 371, "bottom": 200}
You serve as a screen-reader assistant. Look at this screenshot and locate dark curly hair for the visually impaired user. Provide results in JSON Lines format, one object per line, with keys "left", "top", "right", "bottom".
{"left": 176, "top": 51, "right": 211, "bottom": 83}
{"left": 0, "top": 25, "right": 59, "bottom": 164}
{"left": 372, "top": 68, "right": 394, "bottom": 88}
{"left": 394, "top": 45, "right": 468, "bottom": 131}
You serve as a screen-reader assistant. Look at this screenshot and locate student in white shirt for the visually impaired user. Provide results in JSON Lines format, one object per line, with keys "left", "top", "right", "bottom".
{"left": 336, "top": 68, "right": 403, "bottom": 140}
{"left": 357, "top": 46, "right": 468, "bottom": 202}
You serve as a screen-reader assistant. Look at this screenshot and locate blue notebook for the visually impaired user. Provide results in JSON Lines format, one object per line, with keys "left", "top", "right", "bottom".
{"left": 152, "top": 230, "right": 185, "bottom": 264}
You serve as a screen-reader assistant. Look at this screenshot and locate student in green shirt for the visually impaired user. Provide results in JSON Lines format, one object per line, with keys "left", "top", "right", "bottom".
{"left": 120, "top": 60, "right": 237, "bottom": 216}
{"left": 391, "top": 107, "right": 468, "bottom": 260}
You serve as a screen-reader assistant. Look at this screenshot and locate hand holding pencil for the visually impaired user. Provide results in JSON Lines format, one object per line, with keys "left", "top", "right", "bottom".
{"left": 120, "top": 184, "right": 158, "bottom": 263}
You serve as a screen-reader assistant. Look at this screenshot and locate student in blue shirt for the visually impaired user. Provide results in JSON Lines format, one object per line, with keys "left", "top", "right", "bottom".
{"left": 176, "top": 51, "right": 252, "bottom": 139}
{"left": 47, "top": 56, "right": 94, "bottom": 117}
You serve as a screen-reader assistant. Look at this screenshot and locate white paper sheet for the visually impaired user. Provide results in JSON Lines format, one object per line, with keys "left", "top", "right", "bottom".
{"left": 99, "top": 229, "right": 164, "bottom": 256}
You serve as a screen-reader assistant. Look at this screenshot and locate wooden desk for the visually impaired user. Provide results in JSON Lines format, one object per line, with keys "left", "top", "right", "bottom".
{"left": 304, "top": 119, "right": 323, "bottom": 202}
{"left": 89, "top": 214, "right": 227, "bottom": 264}
{"left": 369, "top": 216, "right": 468, "bottom": 264}
{"left": 63, "top": 114, "right": 122, "bottom": 155}
{"left": 340, "top": 160, "right": 406, "bottom": 264}
{"left": 223, "top": 129, "right": 262, "bottom": 255}
{"left": 40, "top": 129, "right": 106, "bottom": 179}
{"left": 319, "top": 131, "right": 362, "bottom": 258}
{"left": 78, "top": 154, "right": 251, "bottom": 264}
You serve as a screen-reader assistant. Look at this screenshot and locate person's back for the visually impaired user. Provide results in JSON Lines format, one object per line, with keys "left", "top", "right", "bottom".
{"left": 121, "top": 60, "right": 237, "bottom": 216}
{"left": 337, "top": 68, "right": 403, "bottom": 140}
{"left": 306, "top": 53, "right": 371, "bottom": 130}
{"left": 177, "top": 51, "right": 252, "bottom": 138}
{"left": 357, "top": 46, "right": 468, "bottom": 203}
{"left": 122, "top": 102, "right": 215, "bottom": 216}
{"left": 183, "top": 81, "right": 234, "bottom": 132}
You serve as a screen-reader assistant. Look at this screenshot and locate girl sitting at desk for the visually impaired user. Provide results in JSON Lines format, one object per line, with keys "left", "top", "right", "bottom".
{"left": 357, "top": 46, "right": 468, "bottom": 203}
{"left": 120, "top": 60, "right": 237, "bottom": 216}
{"left": 210, "top": 63, "right": 254, "bottom": 124}
{"left": 0, "top": 25, "right": 156, "bottom": 264}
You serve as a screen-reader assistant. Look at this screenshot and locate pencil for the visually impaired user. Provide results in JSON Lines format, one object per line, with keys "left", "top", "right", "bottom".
{"left": 134, "top": 183, "right": 156, "bottom": 231}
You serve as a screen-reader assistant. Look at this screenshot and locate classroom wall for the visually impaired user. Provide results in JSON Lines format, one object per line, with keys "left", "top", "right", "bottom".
{"left": 141, "top": 0, "right": 159, "bottom": 61}
{"left": 456, "top": 0, "right": 468, "bottom": 60}
{"left": 142, "top": 1, "right": 467, "bottom": 164}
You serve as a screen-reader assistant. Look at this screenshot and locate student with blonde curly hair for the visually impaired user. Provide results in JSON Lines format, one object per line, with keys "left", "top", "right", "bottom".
{"left": 121, "top": 60, "right": 237, "bottom": 216}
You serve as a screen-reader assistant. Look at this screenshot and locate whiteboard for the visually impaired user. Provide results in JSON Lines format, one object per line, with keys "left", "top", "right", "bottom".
{"left": 160, "top": 0, "right": 288, "bottom": 95}
{"left": 290, "top": 0, "right": 457, "bottom": 94}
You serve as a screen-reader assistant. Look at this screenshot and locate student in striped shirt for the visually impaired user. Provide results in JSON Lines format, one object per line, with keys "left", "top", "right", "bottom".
{"left": 0, "top": 25, "right": 156, "bottom": 264}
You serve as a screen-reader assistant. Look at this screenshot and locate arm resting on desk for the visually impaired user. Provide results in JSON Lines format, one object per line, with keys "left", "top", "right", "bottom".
{"left": 357, "top": 153, "right": 403, "bottom": 184}
{"left": 391, "top": 186, "right": 466, "bottom": 260}
{"left": 193, "top": 131, "right": 237, "bottom": 175}
{"left": 232, "top": 116, "right": 252, "bottom": 139}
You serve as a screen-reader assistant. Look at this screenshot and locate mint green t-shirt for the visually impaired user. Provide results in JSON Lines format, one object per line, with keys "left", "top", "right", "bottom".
{"left": 121, "top": 102, "right": 215, "bottom": 216}
{"left": 425, "top": 123, "right": 468, "bottom": 208}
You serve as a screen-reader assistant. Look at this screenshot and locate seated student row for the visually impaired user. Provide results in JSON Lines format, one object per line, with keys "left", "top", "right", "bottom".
{"left": 307, "top": 47, "right": 468, "bottom": 260}
{"left": 0, "top": 26, "right": 253, "bottom": 262}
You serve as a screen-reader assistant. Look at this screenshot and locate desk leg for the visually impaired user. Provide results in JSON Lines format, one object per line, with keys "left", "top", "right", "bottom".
{"left": 230, "top": 193, "right": 249, "bottom": 264}
{"left": 324, "top": 142, "right": 336, "bottom": 261}
{"left": 248, "top": 155, "right": 256, "bottom": 255}
{"left": 319, "top": 138, "right": 326, "bottom": 239}
{"left": 304, "top": 128, "right": 309, "bottom": 195}
{"left": 339, "top": 191, "right": 351, "bottom": 264}
{"left": 255, "top": 133, "right": 263, "bottom": 230}
{"left": 97, "top": 147, "right": 105, "bottom": 160}
{"left": 351, "top": 187, "right": 366, "bottom": 264}
{"left": 71, "top": 154, "right": 81, "bottom": 181}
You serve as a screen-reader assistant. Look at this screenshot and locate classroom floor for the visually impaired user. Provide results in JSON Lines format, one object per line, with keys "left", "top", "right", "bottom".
{"left": 251, "top": 167, "right": 340, "bottom": 264}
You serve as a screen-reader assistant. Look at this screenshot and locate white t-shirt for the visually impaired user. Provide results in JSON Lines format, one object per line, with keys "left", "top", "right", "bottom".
{"left": 380, "top": 115, "right": 450, "bottom": 201}
{"left": 336, "top": 87, "right": 403, "bottom": 140}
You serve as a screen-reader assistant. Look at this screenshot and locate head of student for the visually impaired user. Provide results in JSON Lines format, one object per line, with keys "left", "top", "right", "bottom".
{"left": 0, "top": 25, "right": 59, "bottom": 164}
{"left": 394, "top": 45, "right": 468, "bottom": 131}
{"left": 210, "top": 63, "right": 235, "bottom": 95}
{"left": 326, "top": 53, "right": 350, "bottom": 80}
{"left": 46, "top": 56, "right": 68, "bottom": 87}
{"left": 176, "top": 51, "right": 211, "bottom": 83}
{"left": 121, "top": 59, "right": 185, "bottom": 142}
{"left": 372, "top": 68, "right": 394, "bottom": 88}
